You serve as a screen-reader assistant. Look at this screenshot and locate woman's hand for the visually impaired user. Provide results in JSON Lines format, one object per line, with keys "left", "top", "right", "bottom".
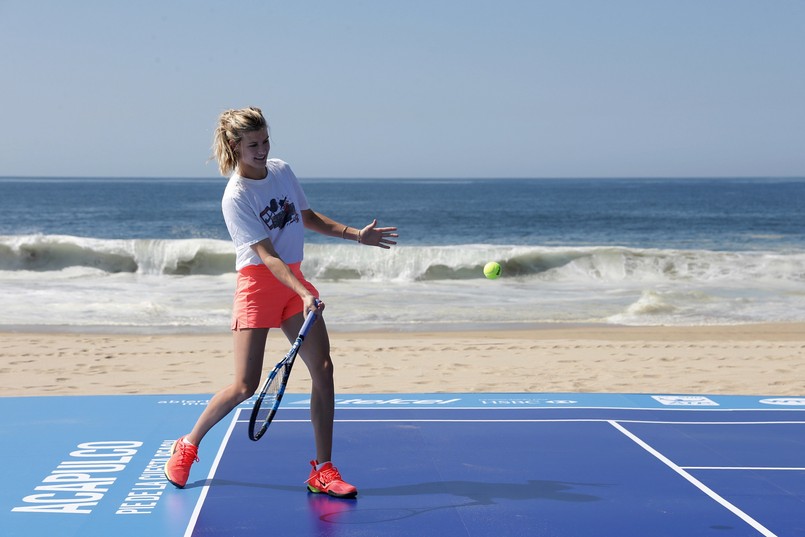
{"left": 303, "top": 294, "right": 324, "bottom": 315}
{"left": 359, "top": 219, "right": 398, "bottom": 249}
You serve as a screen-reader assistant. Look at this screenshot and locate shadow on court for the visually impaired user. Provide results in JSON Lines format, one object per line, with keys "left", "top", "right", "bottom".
{"left": 191, "top": 477, "right": 604, "bottom": 504}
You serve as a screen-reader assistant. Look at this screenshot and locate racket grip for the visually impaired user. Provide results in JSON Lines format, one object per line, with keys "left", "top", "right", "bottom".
{"left": 300, "top": 299, "right": 321, "bottom": 337}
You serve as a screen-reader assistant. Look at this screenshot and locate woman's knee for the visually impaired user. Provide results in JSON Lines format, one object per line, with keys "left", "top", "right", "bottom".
{"left": 231, "top": 381, "right": 259, "bottom": 403}
{"left": 306, "top": 353, "right": 334, "bottom": 382}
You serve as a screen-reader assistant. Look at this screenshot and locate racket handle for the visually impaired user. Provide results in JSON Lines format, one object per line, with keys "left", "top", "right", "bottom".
{"left": 300, "top": 299, "right": 321, "bottom": 338}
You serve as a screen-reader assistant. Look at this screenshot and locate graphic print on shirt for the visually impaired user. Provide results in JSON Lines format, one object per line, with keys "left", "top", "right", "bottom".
{"left": 259, "top": 196, "right": 299, "bottom": 231}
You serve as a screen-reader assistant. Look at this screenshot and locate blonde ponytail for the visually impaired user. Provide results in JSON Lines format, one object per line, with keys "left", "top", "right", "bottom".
{"left": 211, "top": 107, "right": 268, "bottom": 176}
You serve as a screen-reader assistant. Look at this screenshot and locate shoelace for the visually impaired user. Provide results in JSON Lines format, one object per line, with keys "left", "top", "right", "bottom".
{"left": 175, "top": 443, "right": 199, "bottom": 467}
{"left": 306, "top": 465, "right": 343, "bottom": 485}
{"left": 318, "top": 466, "right": 343, "bottom": 484}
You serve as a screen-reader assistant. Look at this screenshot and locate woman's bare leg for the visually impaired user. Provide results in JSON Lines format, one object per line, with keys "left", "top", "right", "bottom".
{"left": 282, "top": 313, "right": 334, "bottom": 462}
{"left": 185, "top": 328, "right": 269, "bottom": 446}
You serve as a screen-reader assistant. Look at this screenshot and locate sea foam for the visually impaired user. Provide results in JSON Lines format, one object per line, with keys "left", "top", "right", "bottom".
{"left": 3, "top": 234, "right": 804, "bottom": 285}
{"left": 1, "top": 234, "right": 804, "bottom": 330}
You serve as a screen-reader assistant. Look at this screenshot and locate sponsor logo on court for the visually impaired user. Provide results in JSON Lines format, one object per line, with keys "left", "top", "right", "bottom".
{"left": 12, "top": 441, "right": 143, "bottom": 515}
{"left": 759, "top": 398, "right": 805, "bottom": 406}
{"left": 116, "top": 440, "right": 173, "bottom": 515}
{"left": 480, "top": 399, "right": 579, "bottom": 405}
{"left": 652, "top": 395, "right": 719, "bottom": 406}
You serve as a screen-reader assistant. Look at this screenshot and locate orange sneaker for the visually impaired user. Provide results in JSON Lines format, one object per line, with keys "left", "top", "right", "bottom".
{"left": 164, "top": 436, "right": 199, "bottom": 489}
{"left": 305, "top": 460, "right": 358, "bottom": 498}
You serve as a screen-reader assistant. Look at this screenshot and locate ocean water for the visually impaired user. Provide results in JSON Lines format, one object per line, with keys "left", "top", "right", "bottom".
{"left": 1, "top": 176, "right": 803, "bottom": 332}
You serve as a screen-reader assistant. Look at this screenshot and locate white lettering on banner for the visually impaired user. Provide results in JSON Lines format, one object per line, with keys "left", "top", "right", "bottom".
{"left": 12, "top": 441, "right": 142, "bottom": 515}
{"left": 652, "top": 395, "right": 719, "bottom": 406}
{"left": 759, "top": 398, "right": 805, "bottom": 406}
{"left": 116, "top": 439, "right": 173, "bottom": 515}
{"left": 157, "top": 399, "right": 210, "bottom": 406}
{"left": 480, "top": 399, "right": 578, "bottom": 405}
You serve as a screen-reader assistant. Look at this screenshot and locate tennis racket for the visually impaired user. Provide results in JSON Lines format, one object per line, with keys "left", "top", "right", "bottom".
{"left": 248, "top": 304, "right": 319, "bottom": 441}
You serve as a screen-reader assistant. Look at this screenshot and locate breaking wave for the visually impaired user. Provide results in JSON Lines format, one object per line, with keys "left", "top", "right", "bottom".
{"left": 0, "top": 234, "right": 233, "bottom": 275}
{"left": 2, "top": 234, "right": 804, "bottom": 286}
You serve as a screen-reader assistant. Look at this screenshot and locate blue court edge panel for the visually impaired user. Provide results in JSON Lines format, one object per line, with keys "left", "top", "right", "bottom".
{"left": 1, "top": 393, "right": 804, "bottom": 537}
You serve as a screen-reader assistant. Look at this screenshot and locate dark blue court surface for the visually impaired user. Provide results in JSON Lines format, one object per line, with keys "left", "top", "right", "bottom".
{"left": 2, "top": 393, "right": 805, "bottom": 536}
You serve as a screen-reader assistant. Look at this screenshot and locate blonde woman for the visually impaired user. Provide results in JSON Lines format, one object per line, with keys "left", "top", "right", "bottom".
{"left": 164, "top": 107, "right": 397, "bottom": 497}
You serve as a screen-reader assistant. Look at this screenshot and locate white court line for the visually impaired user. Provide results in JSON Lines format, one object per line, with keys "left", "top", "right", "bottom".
{"left": 610, "top": 420, "right": 778, "bottom": 537}
{"left": 683, "top": 467, "right": 805, "bottom": 471}
{"left": 282, "top": 404, "right": 805, "bottom": 413}
{"left": 237, "top": 418, "right": 608, "bottom": 424}
{"left": 183, "top": 409, "right": 241, "bottom": 537}
{"left": 236, "top": 417, "right": 805, "bottom": 425}
{"left": 604, "top": 420, "right": 805, "bottom": 425}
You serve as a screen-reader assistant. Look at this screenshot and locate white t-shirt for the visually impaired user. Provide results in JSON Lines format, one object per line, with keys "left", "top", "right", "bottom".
{"left": 221, "top": 159, "right": 310, "bottom": 271}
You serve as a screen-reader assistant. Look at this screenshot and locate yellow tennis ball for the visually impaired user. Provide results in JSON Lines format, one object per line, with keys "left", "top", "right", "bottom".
{"left": 483, "top": 261, "right": 501, "bottom": 279}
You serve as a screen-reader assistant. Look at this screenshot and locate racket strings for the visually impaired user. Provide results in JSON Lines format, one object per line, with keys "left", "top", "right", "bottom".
{"left": 266, "top": 362, "right": 291, "bottom": 404}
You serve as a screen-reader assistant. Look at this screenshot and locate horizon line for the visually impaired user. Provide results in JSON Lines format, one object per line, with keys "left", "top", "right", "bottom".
{"left": 2, "top": 174, "right": 804, "bottom": 181}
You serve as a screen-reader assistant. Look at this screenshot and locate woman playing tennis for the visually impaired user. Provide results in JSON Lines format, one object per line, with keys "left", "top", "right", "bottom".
{"left": 164, "top": 106, "right": 397, "bottom": 497}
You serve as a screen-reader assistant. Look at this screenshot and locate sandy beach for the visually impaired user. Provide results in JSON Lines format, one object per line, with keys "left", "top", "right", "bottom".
{"left": 1, "top": 323, "right": 803, "bottom": 397}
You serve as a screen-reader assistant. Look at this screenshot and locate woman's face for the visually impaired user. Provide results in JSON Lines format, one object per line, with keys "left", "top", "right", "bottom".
{"left": 235, "top": 128, "right": 270, "bottom": 178}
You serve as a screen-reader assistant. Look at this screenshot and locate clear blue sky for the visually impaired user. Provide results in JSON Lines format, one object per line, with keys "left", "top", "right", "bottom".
{"left": 1, "top": 0, "right": 804, "bottom": 178}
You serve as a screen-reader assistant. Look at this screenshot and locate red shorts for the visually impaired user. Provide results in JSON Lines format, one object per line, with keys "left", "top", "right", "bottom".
{"left": 231, "top": 263, "right": 319, "bottom": 330}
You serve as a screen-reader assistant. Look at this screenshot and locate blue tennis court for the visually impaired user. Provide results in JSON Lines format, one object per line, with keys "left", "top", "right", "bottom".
{"left": 2, "top": 393, "right": 804, "bottom": 536}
